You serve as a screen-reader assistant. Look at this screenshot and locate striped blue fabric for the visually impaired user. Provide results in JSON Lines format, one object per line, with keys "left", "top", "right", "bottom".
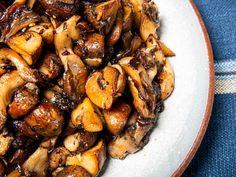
{"left": 182, "top": 0, "right": 236, "bottom": 176}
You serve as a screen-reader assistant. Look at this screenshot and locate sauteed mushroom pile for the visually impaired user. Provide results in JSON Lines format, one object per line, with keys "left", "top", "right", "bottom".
{"left": 0, "top": 0, "right": 175, "bottom": 176}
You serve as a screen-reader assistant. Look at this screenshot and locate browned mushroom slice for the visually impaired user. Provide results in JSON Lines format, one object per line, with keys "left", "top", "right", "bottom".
{"left": 0, "top": 3, "right": 40, "bottom": 42}
{"left": 66, "top": 139, "right": 106, "bottom": 177}
{"left": 6, "top": 31, "right": 43, "bottom": 65}
{"left": 111, "top": 64, "right": 126, "bottom": 95}
{"left": 122, "top": 4, "right": 133, "bottom": 32}
{"left": 103, "top": 100, "right": 131, "bottom": 135}
{"left": 38, "top": 53, "right": 63, "bottom": 80}
{"left": 119, "top": 57, "right": 156, "bottom": 118}
{"left": 49, "top": 147, "right": 71, "bottom": 171}
{"left": 25, "top": 102, "right": 64, "bottom": 137}
{"left": 158, "top": 59, "right": 175, "bottom": 100}
{"left": 85, "top": 66, "right": 120, "bottom": 109}
{"left": 39, "top": 0, "right": 79, "bottom": 19}
{"left": 0, "top": 48, "right": 39, "bottom": 83}
{"left": 0, "top": 128, "right": 14, "bottom": 156}
{"left": 0, "top": 71, "right": 25, "bottom": 130}
{"left": 8, "top": 83, "right": 39, "bottom": 119}
{"left": 63, "top": 131, "right": 97, "bottom": 153}
{"left": 8, "top": 149, "right": 29, "bottom": 168}
{"left": 0, "top": 158, "right": 6, "bottom": 176}
{"left": 23, "top": 137, "right": 57, "bottom": 177}
{"left": 12, "top": 120, "right": 39, "bottom": 139}
{"left": 28, "top": 22, "right": 54, "bottom": 45}
{"left": 108, "top": 112, "right": 156, "bottom": 159}
{"left": 84, "top": 0, "right": 119, "bottom": 34}
{"left": 107, "top": 8, "right": 123, "bottom": 46}
{"left": 71, "top": 97, "right": 103, "bottom": 132}
{"left": 55, "top": 16, "right": 88, "bottom": 102}
{"left": 57, "top": 166, "right": 91, "bottom": 177}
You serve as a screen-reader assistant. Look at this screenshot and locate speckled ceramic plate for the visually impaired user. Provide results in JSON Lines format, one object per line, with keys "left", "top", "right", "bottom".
{"left": 102, "top": 0, "right": 214, "bottom": 176}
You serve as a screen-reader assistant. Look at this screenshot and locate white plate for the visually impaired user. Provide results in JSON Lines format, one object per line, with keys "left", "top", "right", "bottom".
{"left": 102, "top": 0, "right": 214, "bottom": 177}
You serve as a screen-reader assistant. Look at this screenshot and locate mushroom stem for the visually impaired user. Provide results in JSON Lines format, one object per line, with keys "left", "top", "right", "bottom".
{"left": 0, "top": 71, "right": 25, "bottom": 130}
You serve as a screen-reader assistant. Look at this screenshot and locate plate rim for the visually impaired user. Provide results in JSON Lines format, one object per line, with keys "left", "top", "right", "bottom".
{"left": 171, "top": 1, "right": 215, "bottom": 176}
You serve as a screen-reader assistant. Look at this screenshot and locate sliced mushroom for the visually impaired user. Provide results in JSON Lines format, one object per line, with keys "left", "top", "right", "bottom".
{"left": 111, "top": 64, "right": 126, "bottom": 95}
{"left": 85, "top": 66, "right": 121, "bottom": 109}
{"left": 25, "top": 102, "right": 64, "bottom": 137}
{"left": 57, "top": 166, "right": 91, "bottom": 177}
{"left": 8, "top": 83, "right": 39, "bottom": 119}
{"left": 122, "top": 4, "right": 133, "bottom": 32}
{"left": 71, "top": 97, "right": 103, "bottom": 132}
{"left": 49, "top": 147, "right": 70, "bottom": 171}
{"left": 63, "top": 131, "right": 97, "bottom": 153}
{"left": 0, "top": 3, "right": 40, "bottom": 42}
{"left": 55, "top": 16, "right": 88, "bottom": 102}
{"left": 66, "top": 139, "right": 106, "bottom": 177}
{"left": 119, "top": 57, "right": 156, "bottom": 118}
{"left": 0, "top": 48, "right": 39, "bottom": 83}
{"left": 39, "top": 0, "right": 79, "bottom": 19}
{"left": 23, "top": 137, "right": 57, "bottom": 177}
{"left": 8, "top": 149, "right": 28, "bottom": 167}
{"left": 7, "top": 31, "right": 43, "bottom": 65}
{"left": 108, "top": 112, "right": 156, "bottom": 159}
{"left": 158, "top": 59, "right": 175, "bottom": 100}
{"left": 0, "top": 71, "right": 25, "bottom": 130}
{"left": 38, "top": 53, "right": 63, "bottom": 80}
{"left": 12, "top": 120, "right": 39, "bottom": 139}
{"left": 107, "top": 8, "right": 123, "bottom": 46}
{"left": 7, "top": 170, "right": 21, "bottom": 177}
{"left": 84, "top": 0, "right": 119, "bottom": 34}
{"left": 28, "top": 22, "right": 55, "bottom": 44}
{"left": 0, "top": 128, "right": 14, "bottom": 156}
{"left": 103, "top": 100, "right": 131, "bottom": 135}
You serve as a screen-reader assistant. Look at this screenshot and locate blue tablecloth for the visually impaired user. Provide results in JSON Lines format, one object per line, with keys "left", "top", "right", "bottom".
{"left": 182, "top": 1, "right": 236, "bottom": 176}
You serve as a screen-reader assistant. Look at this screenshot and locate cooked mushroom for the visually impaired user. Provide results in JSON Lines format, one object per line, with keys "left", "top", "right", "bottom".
{"left": 57, "top": 166, "right": 91, "bottom": 177}
{"left": 111, "top": 64, "right": 126, "bottom": 95}
{"left": 8, "top": 83, "right": 39, "bottom": 119}
{"left": 7, "top": 31, "right": 43, "bottom": 65}
{"left": 39, "top": 0, "right": 79, "bottom": 19}
{"left": 119, "top": 57, "right": 156, "bottom": 118}
{"left": 84, "top": 0, "right": 119, "bottom": 34}
{"left": 108, "top": 112, "right": 156, "bottom": 159}
{"left": 55, "top": 15, "right": 88, "bottom": 102}
{"left": 159, "top": 41, "right": 175, "bottom": 57}
{"left": 0, "top": 71, "right": 25, "bottom": 130}
{"left": 38, "top": 53, "right": 63, "bottom": 80}
{"left": 128, "top": 0, "right": 159, "bottom": 41}
{"left": 23, "top": 137, "right": 57, "bottom": 177}
{"left": 0, "top": 48, "right": 39, "bottom": 83}
{"left": 8, "top": 149, "right": 28, "bottom": 167}
{"left": 6, "top": 170, "right": 21, "bottom": 177}
{"left": 86, "top": 66, "right": 122, "bottom": 109}
{"left": 103, "top": 100, "right": 131, "bottom": 135}
{"left": 12, "top": 120, "right": 39, "bottom": 139}
{"left": 71, "top": 97, "right": 103, "bottom": 132}
{"left": 158, "top": 59, "right": 175, "bottom": 100}
{"left": 122, "top": 4, "right": 133, "bottom": 32}
{"left": 0, "top": 158, "right": 6, "bottom": 176}
{"left": 107, "top": 8, "right": 123, "bottom": 46}
{"left": 66, "top": 139, "right": 106, "bottom": 177}
{"left": 28, "top": 22, "right": 54, "bottom": 45}
{"left": 63, "top": 131, "right": 97, "bottom": 152}
{"left": 74, "top": 33, "right": 105, "bottom": 67}
{"left": 0, "top": 3, "right": 40, "bottom": 42}
{"left": 25, "top": 102, "right": 64, "bottom": 137}
{"left": 0, "top": 128, "right": 14, "bottom": 156}
{"left": 43, "top": 89, "right": 75, "bottom": 112}
{"left": 49, "top": 147, "right": 70, "bottom": 171}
